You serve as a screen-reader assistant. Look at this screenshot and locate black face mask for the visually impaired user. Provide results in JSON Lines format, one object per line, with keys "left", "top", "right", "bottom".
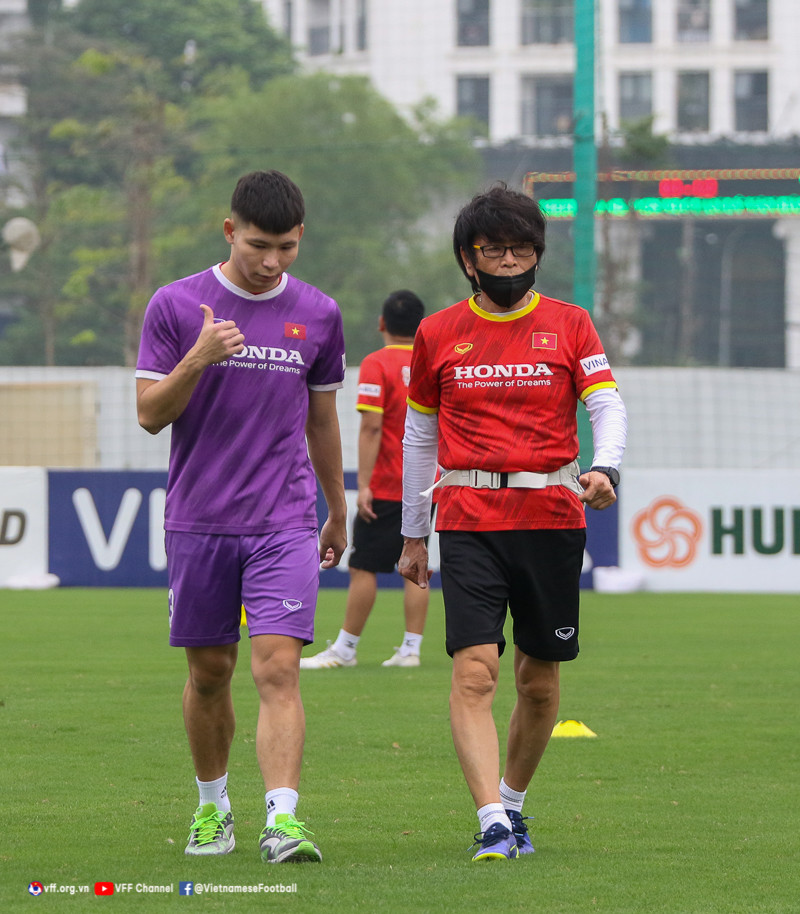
{"left": 474, "top": 263, "right": 538, "bottom": 309}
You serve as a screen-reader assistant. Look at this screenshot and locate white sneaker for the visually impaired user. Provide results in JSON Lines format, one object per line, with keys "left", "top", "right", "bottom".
{"left": 381, "top": 649, "right": 420, "bottom": 668}
{"left": 299, "top": 643, "right": 356, "bottom": 669}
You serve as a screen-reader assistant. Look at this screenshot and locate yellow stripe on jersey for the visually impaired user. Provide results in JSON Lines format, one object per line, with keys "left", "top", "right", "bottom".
{"left": 356, "top": 404, "right": 384, "bottom": 414}
{"left": 407, "top": 396, "right": 439, "bottom": 414}
{"left": 468, "top": 292, "right": 540, "bottom": 321}
{"left": 384, "top": 344, "right": 414, "bottom": 351}
{"left": 580, "top": 381, "right": 618, "bottom": 401}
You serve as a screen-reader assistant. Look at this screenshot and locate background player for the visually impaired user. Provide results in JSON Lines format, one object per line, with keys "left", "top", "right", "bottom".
{"left": 136, "top": 170, "right": 347, "bottom": 863}
{"left": 301, "top": 290, "right": 429, "bottom": 669}
{"left": 398, "top": 183, "right": 627, "bottom": 861}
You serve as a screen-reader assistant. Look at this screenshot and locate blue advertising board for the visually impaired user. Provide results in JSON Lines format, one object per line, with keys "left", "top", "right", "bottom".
{"left": 582, "top": 498, "right": 619, "bottom": 587}
{"left": 46, "top": 469, "right": 618, "bottom": 588}
{"left": 48, "top": 470, "right": 168, "bottom": 587}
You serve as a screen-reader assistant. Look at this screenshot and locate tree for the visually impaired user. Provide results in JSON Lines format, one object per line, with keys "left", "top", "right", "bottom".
{"left": 26, "top": 0, "right": 62, "bottom": 29}
{"left": 186, "top": 73, "right": 480, "bottom": 359}
{"left": 66, "top": 0, "right": 294, "bottom": 96}
{"left": 1, "top": 0, "right": 292, "bottom": 364}
{"left": 0, "top": 27, "right": 194, "bottom": 364}
{"left": 0, "top": 3, "right": 479, "bottom": 365}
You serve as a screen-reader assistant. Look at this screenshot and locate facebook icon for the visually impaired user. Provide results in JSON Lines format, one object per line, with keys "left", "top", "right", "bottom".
{"left": 179, "top": 881, "right": 194, "bottom": 896}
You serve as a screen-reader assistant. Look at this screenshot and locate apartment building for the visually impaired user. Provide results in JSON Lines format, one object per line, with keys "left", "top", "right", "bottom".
{"left": 0, "top": 0, "right": 27, "bottom": 175}
{"left": 260, "top": 1, "right": 799, "bottom": 145}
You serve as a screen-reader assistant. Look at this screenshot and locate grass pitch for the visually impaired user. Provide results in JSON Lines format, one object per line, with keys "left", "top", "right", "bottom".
{"left": 1, "top": 587, "right": 798, "bottom": 912}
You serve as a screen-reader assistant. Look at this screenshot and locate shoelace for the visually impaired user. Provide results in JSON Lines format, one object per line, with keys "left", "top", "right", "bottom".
{"left": 508, "top": 813, "right": 533, "bottom": 841}
{"left": 190, "top": 810, "right": 226, "bottom": 846}
{"left": 469, "top": 823, "right": 509, "bottom": 850}
{"left": 272, "top": 816, "right": 314, "bottom": 840}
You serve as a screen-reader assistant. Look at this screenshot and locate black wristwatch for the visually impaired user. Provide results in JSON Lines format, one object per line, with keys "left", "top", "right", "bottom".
{"left": 589, "top": 466, "right": 620, "bottom": 488}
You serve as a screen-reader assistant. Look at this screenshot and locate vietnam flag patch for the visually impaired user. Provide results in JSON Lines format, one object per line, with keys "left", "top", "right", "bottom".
{"left": 532, "top": 331, "right": 557, "bottom": 350}
{"left": 285, "top": 322, "right": 307, "bottom": 340}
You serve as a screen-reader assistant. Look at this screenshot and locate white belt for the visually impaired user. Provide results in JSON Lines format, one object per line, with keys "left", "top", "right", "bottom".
{"left": 422, "top": 459, "right": 583, "bottom": 498}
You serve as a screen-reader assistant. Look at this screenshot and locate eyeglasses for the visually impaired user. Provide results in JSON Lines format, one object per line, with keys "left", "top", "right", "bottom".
{"left": 472, "top": 243, "right": 536, "bottom": 259}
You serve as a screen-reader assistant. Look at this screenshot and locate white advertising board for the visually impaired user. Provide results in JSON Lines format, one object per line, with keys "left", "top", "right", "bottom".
{"left": 620, "top": 469, "right": 800, "bottom": 592}
{"left": 0, "top": 467, "right": 48, "bottom": 586}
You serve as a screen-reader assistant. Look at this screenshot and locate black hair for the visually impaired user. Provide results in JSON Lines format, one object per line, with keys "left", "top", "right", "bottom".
{"left": 381, "top": 289, "right": 425, "bottom": 338}
{"left": 452, "top": 182, "right": 547, "bottom": 287}
{"left": 230, "top": 170, "right": 305, "bottom": 234}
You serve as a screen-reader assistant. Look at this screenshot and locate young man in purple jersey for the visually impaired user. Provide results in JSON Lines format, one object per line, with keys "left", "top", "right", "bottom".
{"left": 135, "top": 171, "right": 347, "bottom": 863}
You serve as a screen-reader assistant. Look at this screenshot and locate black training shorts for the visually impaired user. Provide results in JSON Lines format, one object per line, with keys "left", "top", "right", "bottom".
{"left": 439, "top": 528, "right": 586, "bottom": 661}
{"left": 348, "top": 499, "right": 405, "bottom": 573}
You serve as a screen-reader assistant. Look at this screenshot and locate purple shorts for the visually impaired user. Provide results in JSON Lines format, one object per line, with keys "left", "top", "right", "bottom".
{"left": 165, "top": 528, "right": 320, "bottom": 648}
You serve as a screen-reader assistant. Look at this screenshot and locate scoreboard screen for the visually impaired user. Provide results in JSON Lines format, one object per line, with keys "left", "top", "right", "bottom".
{"left": 524, "top": 169, "right": 800, "bottom": 219}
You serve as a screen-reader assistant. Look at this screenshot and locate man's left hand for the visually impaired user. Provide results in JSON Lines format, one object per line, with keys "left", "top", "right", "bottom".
{"left": 319, "top": 516, "right": 347, "bottom": 568}
{"left": 578, "top": 471, "right": 617, "bottom": 510}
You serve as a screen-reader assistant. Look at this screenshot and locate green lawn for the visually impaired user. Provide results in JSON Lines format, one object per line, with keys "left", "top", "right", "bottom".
{"left": 1, "top": 588, "right": 797, "bottom": 912}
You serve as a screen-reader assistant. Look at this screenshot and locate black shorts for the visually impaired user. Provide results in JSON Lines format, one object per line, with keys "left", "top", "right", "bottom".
{"left": 439, "top": 529, "right": 586, "bottom": 661}
{"left": 348, "top": 500, "right": 404, "bottom": 573}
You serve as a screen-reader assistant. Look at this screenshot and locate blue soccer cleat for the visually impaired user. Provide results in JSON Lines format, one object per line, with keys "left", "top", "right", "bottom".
{"left": 470, "top": 822, "right": 519, "bottom": 861}
{"left": 506, "top": 809, "right": 535, "bottom": 855}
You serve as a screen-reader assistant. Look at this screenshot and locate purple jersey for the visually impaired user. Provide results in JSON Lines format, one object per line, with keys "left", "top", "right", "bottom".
{"left": 136, "top": 265, "right": 345, "bottom": 534}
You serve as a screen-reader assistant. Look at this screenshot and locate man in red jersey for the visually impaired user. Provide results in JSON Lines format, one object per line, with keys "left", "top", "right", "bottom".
{"left": 398, "top": 184, "right": 627, "bottom": 861}
{"left": 302, "top": 291, "right": 431, "bottom": 669}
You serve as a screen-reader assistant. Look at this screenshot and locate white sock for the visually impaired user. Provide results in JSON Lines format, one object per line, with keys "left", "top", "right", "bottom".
{"left": 399, "top": 632, "right": 423, "bottom": 656}
{"left": 265, "top": 787, "right": 299, "bottom": 826}
{"left": 196, "top": 773, "right": 230, "bottom": 813}
{"left": 332, "top": 629, "right": 359, "bottom": 660}
{"left": 499, "top": 778, "right": 527, "bottom": 813}
{"left": 477, "top": 802, "right": 511, "bottom": 834}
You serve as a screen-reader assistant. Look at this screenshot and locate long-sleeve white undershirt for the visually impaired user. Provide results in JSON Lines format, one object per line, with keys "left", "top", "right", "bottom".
{"left": 584, "top": 387, "right": 628, "bottom": 468}
{"left": 401, "top": 409, "right": 440, "bottom": 538}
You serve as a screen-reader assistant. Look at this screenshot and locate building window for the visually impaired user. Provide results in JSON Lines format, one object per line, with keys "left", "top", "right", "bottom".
{"left": 520, "top": 0, "right": 573, "bottom": 45}
{"left": 677, "top": 0, "right": 710, "bottom": 43}
{"left": 521, "top": 76, "right": 573, "bottom": 137}
{"left": 308, "top": 0, "right": 331, "bottom": 56}
{"left": 356, "top": 0, "right": 368, "bottom": 50}
{"left": 677, "top": 71, "right": 710, "bottom": 131}
{"left": 457, "top": 76, "right": 490, "bottom": 131}
{"left": 734, "top": 71, "right": 768, "bottom": 131}
{"left": 619, "top": 0, "right": 652, "bottom": 44}
{"left": 734, "top": 0, "right": 768, "bottom": 41}
{"left": 457, "top": 0, "right": 490, "bottom": 47}
{"left": 283, "top": 1, "right": 293, "bottom": 40}
{"left": 619, "top": 72, "right": 652, "bottom": 122}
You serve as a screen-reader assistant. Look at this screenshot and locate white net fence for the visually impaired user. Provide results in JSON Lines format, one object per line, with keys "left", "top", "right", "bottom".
{"left": 1, "top": 365, "right": 798, "bottom": 472}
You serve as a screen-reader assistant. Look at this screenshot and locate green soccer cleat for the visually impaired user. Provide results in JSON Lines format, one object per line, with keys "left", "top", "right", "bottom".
{"left": 185, "top": 803, "right": 235, "bottom": 856}
{"left": 259, "top": 814, "right": 322, "bottom": 863}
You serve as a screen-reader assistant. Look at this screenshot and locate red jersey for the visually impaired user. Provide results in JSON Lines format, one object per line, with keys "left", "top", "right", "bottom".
{"left": 356, "top": 344, "right": 413, "bottom": 501}
{"left": 407, "top": 293, "right": 618, "bottom": 531}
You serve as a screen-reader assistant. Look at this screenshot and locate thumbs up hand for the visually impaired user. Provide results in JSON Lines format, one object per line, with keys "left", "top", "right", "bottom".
{"left": 194, "top": 304, "right": 245, "bottom": 365}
